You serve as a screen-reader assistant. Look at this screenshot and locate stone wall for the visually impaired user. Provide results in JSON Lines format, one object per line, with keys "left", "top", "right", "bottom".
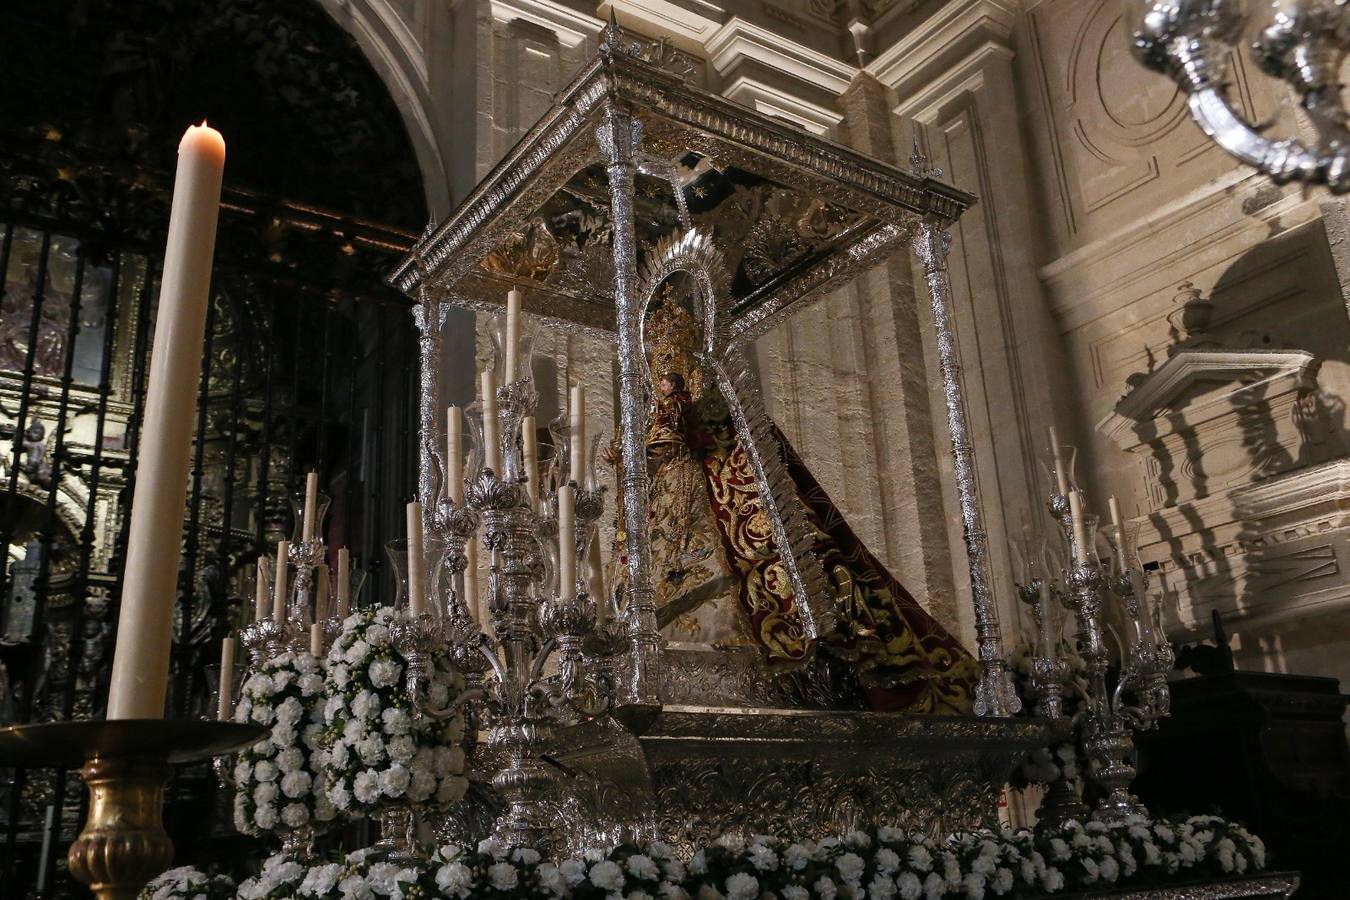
{"left": 316, "top": 0, "right": 1350, "bottom": 695}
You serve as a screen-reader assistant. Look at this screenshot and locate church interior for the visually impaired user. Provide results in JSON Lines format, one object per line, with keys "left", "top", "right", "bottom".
{"left": 1, "top": 1, "right": 1347, "bottom": 898}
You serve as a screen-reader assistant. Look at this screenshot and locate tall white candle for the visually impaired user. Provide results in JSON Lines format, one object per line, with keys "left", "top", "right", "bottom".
{"left": 447, "top": 405, "right": 463, "bottom": 504}
{"left": 107, "top": 122, "right": 225, "bottom": 720}
{"left": 481, "top": 369, "right": 500, "bottom": 473}
{"left": 302, "top": 471, "right": 319, "bottom": 542}
{"left": 254, "top": 557, "right": 269, "bottom": 622}
{"left": 464, "top": 537, "right": 479, "bottom": 624}
{"left": 505, "top": 288, "right": 522, "bottom": 385}
{"left": 216, "top": 635, "right": 235, "bottom": 720}
{"left": 1048, "top": 426, "right": 1069, "bottom": 497}
{"left": 558, "top": 483, "right": 576, "bottom": 599}
{"left": 522, "top": 415, "right": 539, "bottom": 511}
{"left": 1068, "top": 491, "right": 1088, "bottom": 566}
{"left": 336, "top": 547, "right": 351, "bottom": 620}
{"left": 406, "top": 502, "right": 426, "bottom": 616}
{"left": 310, "top": 622, "right": 324, "bottom": 658}
{"left": 273, "top": 541, "right": 290, "bottom": 623}
{"left": 569, "top": 383, "right": 585, "bottom": 484}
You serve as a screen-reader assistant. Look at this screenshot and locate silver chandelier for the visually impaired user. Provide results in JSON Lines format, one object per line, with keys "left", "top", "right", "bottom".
{"left": 1131, "top": 0, "right": 1350, "bottom": 191}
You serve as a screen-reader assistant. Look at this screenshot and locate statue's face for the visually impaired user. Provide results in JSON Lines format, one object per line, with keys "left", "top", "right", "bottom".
{"left": 658, "top": 377, "right": 674, "bottom": 396}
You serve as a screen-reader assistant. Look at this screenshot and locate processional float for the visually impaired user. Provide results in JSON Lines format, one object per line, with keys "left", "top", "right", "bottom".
{"left": 385, "top": 26, "right": 1051, "bottom": 851}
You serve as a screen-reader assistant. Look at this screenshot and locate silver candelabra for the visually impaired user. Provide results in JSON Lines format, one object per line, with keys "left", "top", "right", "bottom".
{"left": 1014, "top": 444, "right": 1174, "bottom": 824}
{"left": 393, "top": 312, "right": 621, "bottom": 852}
{"left": 1130, "top": 0, "right": 1350, "bottom": 192}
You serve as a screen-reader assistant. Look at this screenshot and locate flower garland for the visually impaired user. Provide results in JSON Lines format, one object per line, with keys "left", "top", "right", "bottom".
{"left": 316, "top": 606, "right": 469, "bottom": 819}
{"left": 237, "top": 846, "right": 439, "bottom": 900}
{"left": 137, "top": 865, "right": 236, "bottom": 900}
{"left": 160, "top": 814, "right": 1267, "bottom": 899}
{"left": 233, "top": 650, "right": 336, "bottom": 836}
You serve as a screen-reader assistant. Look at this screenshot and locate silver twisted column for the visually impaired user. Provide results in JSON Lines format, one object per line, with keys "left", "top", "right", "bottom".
{"left": 598, "top": 102, "right": 662, "bottom": 718}
{"left": 912, "top": 220, "right": 1020, "bottom": 717}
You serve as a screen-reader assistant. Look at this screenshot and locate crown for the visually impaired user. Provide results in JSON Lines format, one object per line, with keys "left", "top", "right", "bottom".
{"left": 645, "top": 288, "right": 704, "bottom": 400}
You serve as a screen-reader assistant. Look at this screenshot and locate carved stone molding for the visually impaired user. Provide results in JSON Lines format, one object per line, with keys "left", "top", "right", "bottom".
{"left": 1098, "top": 349, "right": 1318, "bottom": 451}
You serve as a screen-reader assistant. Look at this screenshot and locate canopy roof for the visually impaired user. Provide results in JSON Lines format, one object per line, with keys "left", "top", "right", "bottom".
{"left": 388, "top": 28, "right": 975, "bottom": 340}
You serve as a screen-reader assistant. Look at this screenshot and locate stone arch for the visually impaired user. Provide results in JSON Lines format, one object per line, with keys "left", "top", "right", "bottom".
{"left": 313, "top": 0, "right": 451, "bottom": 217}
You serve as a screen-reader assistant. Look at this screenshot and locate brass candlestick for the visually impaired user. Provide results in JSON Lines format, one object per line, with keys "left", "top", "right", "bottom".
{"left": 0, "top": 718, "right": 265, "bottom": 900}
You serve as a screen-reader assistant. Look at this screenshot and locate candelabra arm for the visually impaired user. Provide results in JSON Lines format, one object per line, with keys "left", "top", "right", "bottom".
{"left": 912, "top": 217, "right": 1019, "bottom": 717}
{"left": 1130, "top": 0, "right": 1348, "bottom": 191}
{"left": 527, "top": 635, "right": 559, "bottom": 686}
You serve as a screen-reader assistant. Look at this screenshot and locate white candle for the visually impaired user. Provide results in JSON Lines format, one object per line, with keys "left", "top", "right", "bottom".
{"left": 254, "top": 557, "right": 269, "bottom": 622}
{"left": 464, "top": 537, "right": 479, "bottom": 624}
{"left": 107, "top": 122, "right": 225, "bottom": 720}
{"left": 336, "top": 547, "right": 351, "bottom": 620}
{"left": 558, "top": 483, "right": 576, "bottom": 599}
{"left": 406, "top": 502, "right": 426, "bottom": 616}
{"left": 481, "top": 369, "right": 500, "bottom": 473}
{"left": 310, "top": 622, "right": 324, "bottom": 658}
{"left": 522, "top": 415, "right": 539, "bottom": 511}
{"left": 569, "top": 383, "right": 585, "bottom": 484}
{"left": 1068, "top": 491, "right": 1088, "bottom": 566}
{"left": 447, "top": 405, "right": 463, "bottom": 504}
{"left": 505, "top": 288, "right": 522, "bottom": 384}
{"left": 273, "top": 540, "right": 290, "bottom": 622}
{"left": 216, "top": 635, "right": 235, "bottom": 720}
{"left": 1049, "top": 426, "right": 1069, "bottom": 498}
{"left": 302, "top": 471, "right": 319, "bottom": 542}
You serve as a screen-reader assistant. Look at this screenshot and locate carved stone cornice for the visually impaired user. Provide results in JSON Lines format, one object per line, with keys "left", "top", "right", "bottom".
{"left": 488, "top": 0, "right": 603, "bottom": 48}
{"left": 1096, "top": 349, "right": 1318, "bottom": 451}
{"left": 866, "top": 0, "right": 1018, "bottom": 99}
{"left": 705, "top": 17, "right": 858, "bottom": 96}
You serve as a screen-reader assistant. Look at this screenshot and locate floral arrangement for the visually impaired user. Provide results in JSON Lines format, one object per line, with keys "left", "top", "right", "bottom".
{"left": 316, "top": 606, "right": 469, "bottom": 819}
{"left": 236, "top": 846, "right": 439, "bottom": 900}
{"left": 137, "top": 865, "right": 236, "bottom": 900}
{"left": 232, "top": 650, "right": 336, "bottom": 836}
{"left": 1005, "top": 645, "right": 1087, "bottom": 789}
{"left": 161, "top": 814, "right": 1267, "bottom": 899}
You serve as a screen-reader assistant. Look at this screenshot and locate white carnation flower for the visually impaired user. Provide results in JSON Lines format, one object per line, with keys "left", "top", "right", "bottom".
{"left": 369, "top": 659, "right": 401, "bottom": 689}
{"left": 560, "top": 859, "right": 588, "bottom": 885}
{"left": 590, "top": 860, "right": 625, "bottom": 892}
{"left": 381, "top": 707, "right": 411, "bottom": 735}
{"left": 488, "top": 862, "right": 519, "bottom": 891}
{"left": 280, "top": 802, "right": 308, "bottom": 828}
{"left": 725, "top": 873, "right": 758, "bottom": 900}
{"left": 353, "top": 769, "right": 381, "bottom": 804}
{"left": 627, "top": 854, "right": 659, "bottom": 880}
{"left": 254, "top": 804, "right": 278, "bottom": 830}
{"left": 344, "top": 640, "right": 371, "bottom": 665}
{"left": 280, "top": 770, "right": 312, "bottom": 799}
{"left": 835, "top": 852, "right": 865, "bottom": 884}
{"left": 436, "top": 862, "right": 474, "bottom": 898}
{"left": 378, "top": 765, "right": 411, "bottom": 797}
{"left": 301, "top": 863, "right": 343, "bottom": 896}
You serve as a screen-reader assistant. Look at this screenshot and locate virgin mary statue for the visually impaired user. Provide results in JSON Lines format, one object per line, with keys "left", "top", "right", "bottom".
{"left": 607, "top": 280, "right": 980, "bottom": 715}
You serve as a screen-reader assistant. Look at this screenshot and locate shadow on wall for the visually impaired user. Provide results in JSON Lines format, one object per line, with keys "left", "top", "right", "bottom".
{"left": 1116, "top": 217, "right": 1350, "bottom": 668}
